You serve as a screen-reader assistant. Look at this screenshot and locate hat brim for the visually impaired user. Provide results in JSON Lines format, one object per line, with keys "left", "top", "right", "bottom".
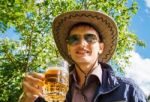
{"left": 52, "top": 10, "right": 118, "bottom": 64}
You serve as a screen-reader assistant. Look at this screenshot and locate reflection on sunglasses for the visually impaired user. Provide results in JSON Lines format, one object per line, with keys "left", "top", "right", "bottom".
{"left": 66, "top": 33, "right": 99, "bottom": 45}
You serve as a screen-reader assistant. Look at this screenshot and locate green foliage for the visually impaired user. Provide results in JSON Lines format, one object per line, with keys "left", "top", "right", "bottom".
{"left": 0, "top": 0, "right": 145, "bottom": 102}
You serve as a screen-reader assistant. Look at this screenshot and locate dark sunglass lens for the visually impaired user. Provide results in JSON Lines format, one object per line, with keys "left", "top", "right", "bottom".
{"left": 85, "top": 34, "right": 98, "bottom": 43}
{"left": 67, "top": 35, "right": 79, "bottom": 45}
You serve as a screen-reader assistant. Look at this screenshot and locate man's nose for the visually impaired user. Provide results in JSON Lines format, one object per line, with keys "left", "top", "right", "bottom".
{"left": 79, "top": 38, "right": 88, "bottom": 46}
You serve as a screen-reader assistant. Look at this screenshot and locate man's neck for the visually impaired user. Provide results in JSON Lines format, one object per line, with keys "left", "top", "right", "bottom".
{"left": 75, "top": 62, "right": 98, "bottom": 87}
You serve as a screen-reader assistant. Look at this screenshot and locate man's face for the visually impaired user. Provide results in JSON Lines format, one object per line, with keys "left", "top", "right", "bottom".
{"left": 67, "top": 25, "right": 104, "bottom": 65}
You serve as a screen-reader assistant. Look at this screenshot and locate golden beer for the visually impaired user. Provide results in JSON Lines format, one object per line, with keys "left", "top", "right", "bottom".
{"left": 43, "top": 68, "right": 69, "bottom": 102}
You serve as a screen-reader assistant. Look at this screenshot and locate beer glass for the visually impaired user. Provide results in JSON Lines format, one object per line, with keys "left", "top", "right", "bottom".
{"left": 43, "top": 66, "right": 69, "bottom": 102}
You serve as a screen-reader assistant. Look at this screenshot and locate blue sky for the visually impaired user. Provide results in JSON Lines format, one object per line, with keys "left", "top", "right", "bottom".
{"left": 0, "top": 0, "right": 150, "bottom": 96}
{"left": 126, "top": 0, "right": 150, "bottom": 96}
{"left": 129, "top": 0, "right": 150, "bottom": 58}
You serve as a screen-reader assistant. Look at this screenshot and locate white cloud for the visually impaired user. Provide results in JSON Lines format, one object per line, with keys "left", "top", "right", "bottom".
{"left": 125, "top": 51, "right": 150, "bottom": 96}
{"left": 144, "top": 0, "right": 150, "bottom": 8}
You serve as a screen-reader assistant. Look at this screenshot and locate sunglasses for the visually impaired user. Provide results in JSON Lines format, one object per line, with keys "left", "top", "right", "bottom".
{"left": 66, "top": 33, "right": 99, "bottom": 45}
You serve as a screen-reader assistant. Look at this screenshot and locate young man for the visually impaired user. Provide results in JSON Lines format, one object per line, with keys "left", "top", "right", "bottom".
{"left": 19, "top": 11, "right": 147, "bottom": 102}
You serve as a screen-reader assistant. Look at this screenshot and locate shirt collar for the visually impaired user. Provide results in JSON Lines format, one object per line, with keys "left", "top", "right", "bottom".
{"left": 69, "top": 64, "right": 102, "bottom": 84}
{"left": 89, "top": 64, "right": 102, "bottom": 84}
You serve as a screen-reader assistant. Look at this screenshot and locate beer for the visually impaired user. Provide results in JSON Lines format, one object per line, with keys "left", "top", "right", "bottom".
{"left": 43, "top": 68, "right": 69, "bottom": 102}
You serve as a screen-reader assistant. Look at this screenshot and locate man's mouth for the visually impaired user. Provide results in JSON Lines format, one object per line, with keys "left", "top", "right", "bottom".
{"left": 76, "top": 49, "right": 89, "bottom": 55}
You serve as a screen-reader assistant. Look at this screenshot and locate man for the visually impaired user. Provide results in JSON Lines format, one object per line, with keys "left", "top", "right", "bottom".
{"left": 19, "top": 11, "right": 147, "bottom": 102}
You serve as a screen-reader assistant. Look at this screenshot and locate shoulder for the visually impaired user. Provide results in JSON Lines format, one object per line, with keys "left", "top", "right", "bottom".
{"left": 116, "top": 76, "right": 141, "bottom": 93}
{"left": 117, "top": 76, "right": 138, "bottom": 88}
{"left": 116, "top": 76, "right": 147, "bottom": 101}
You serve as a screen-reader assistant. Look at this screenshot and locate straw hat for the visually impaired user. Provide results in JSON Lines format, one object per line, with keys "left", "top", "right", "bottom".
{"left": 52, "top": 10, "right": 118, "bottom": 64}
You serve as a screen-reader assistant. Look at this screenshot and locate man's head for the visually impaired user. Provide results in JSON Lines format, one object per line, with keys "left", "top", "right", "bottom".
{"left": 66, "top": 23, "right": 104, "bottom": 64}
{"left": 52, "top": 10, "right": 118, "bottom": 64}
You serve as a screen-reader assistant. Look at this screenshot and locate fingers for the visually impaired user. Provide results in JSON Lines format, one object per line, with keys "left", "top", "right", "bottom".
{"left": 22, "top": 72, "right": 44, "bottom": 99}
{"left": 30, "top": 72, "right": 44, "bottom": 81}
{"left": 24, "top": 74, "right": 44, "bottom": 86}
{"left": 23, "top": 81, "right": 42, "bottom": 97}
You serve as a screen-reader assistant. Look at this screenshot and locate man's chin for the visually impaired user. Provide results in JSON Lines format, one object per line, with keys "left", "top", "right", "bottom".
{"left": 73, "top": 58, "right": 91, "bottom": 64}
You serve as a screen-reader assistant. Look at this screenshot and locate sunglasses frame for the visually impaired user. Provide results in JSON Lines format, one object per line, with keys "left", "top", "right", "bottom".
{"left": 66, "top": 33, "right": 100, "bottom": 45}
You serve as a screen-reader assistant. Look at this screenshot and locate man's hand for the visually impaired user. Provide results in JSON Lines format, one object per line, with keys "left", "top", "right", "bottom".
{"left": 18, "top": 72, "right": 44, "bottom": 102}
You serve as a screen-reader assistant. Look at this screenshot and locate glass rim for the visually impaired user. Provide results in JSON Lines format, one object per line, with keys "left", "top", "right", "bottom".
{"left": 46, "top": 66, "right": 68, "bottom": 72}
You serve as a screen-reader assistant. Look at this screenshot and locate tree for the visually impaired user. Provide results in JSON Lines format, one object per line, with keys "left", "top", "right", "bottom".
{"left": 0, "top": 0, "right": 145, "bottom": 102}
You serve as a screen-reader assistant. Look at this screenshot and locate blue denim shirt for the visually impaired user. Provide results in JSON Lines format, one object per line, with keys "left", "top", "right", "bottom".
{"left": 35, "top": 62, "right": 148, "bottom": 102}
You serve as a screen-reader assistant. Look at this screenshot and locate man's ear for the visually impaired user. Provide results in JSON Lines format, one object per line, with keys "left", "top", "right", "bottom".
{"left": 99, "top": 43, "right": 104, "bottom": 54}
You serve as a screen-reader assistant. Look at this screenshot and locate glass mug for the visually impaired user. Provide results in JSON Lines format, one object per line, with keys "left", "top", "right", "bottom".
{"left": 43, "top": 66, "right": 69, "bottom": 102}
